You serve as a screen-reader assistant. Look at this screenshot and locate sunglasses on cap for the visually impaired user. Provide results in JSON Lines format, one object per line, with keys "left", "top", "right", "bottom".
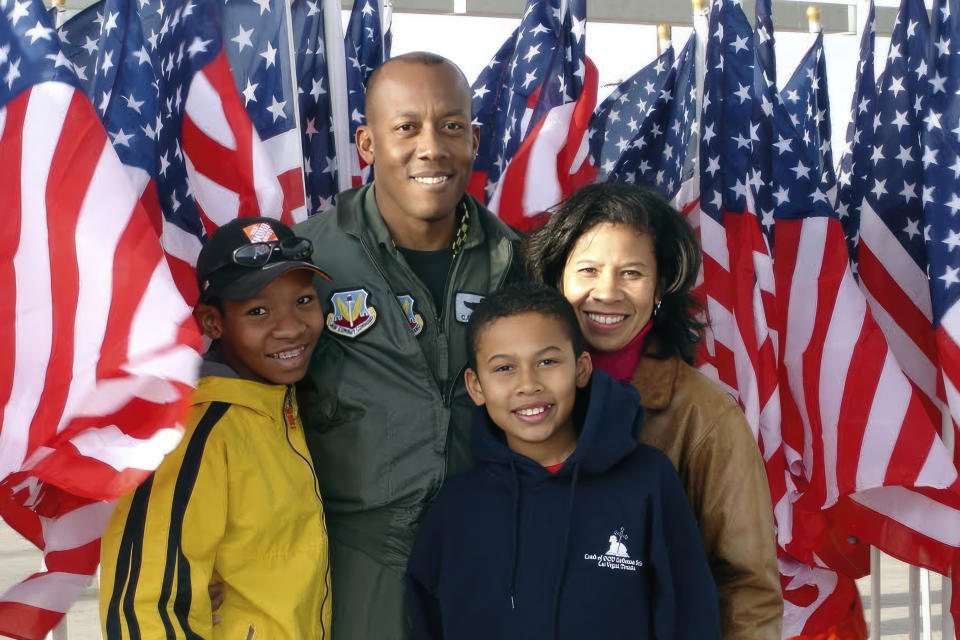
{"left": 222, "top": 236, "right": 314, "bottom": 269}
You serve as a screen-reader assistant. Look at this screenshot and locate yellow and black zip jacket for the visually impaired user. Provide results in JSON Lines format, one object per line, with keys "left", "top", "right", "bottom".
{"left": 99, "top": 370, "right": 332, "bottom": 640}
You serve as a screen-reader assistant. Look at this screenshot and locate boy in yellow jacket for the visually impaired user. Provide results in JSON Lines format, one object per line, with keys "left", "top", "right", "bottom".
{"left": 100, "top": 217, "right": 332, "bottom": 640}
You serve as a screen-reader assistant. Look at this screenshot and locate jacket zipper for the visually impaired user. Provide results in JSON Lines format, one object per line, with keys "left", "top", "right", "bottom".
{"left": 283, "top": 387, "right": 323, "bottom": 504}
{"left": 358, "top": 235, "right": 445, "bottom": 403}
{"left": 435, "top": 245, "right": 465, "bottom": 405}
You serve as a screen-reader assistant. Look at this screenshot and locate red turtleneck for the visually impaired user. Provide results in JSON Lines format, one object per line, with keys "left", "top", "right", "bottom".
{"left": 587, "top": 318, "right": 653, "bottom": 383}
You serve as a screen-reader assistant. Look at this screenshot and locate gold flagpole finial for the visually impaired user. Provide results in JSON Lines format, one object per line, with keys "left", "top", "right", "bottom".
{"left": 806, "top": 5, "right": 822, "bottom": 31}
{"left": 657, "top": 23, "right": 672, "bottom": 56}
{"left": 692, "top": 0, "right": 708, "bottom": 12}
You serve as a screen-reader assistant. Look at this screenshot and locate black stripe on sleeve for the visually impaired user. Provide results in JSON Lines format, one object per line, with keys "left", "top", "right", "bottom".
{"left": 157, "top": 401, "right": 230, "bottom": 639}
{"left": 104, "top": 475, "right": 154, "bottom": 640}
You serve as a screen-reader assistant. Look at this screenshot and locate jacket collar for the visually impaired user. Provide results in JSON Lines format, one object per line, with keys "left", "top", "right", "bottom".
{"left": 193, "top": 351, "right": 289, "bottom": 419}
{"left": 629, "top": 351, "right": 680, "bottom": 411}
{"left": 335, "top": 183, "right": 490, "bottom": 252}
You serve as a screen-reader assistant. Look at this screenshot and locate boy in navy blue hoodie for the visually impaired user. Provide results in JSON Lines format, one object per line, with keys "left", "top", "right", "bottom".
{"left": 406, "top": 283, "right": 721, "bottom": 640}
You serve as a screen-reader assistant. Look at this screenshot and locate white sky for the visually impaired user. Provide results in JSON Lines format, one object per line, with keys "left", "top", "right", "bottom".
{"left": 386, "top": 12, "right": 891, "bottom": 171}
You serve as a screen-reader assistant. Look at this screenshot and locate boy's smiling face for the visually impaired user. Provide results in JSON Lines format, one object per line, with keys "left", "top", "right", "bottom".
{"left": 465, "top": 312, "right": 592, "bottom": 466}
{"left": 197, "top": 269, "right": 324, "bottom": 385}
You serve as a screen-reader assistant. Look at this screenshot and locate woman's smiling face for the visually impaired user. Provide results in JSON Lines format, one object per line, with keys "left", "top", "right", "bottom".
{"left": 560, "top": 222, "right": 659, "bottom": 353}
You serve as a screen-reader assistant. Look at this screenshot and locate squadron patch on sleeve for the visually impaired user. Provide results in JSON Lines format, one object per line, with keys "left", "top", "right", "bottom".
{"left": 396, "top": 294, "right": 424, "bottom": 336}
{"left": 327, "top": 288, "right": 377, "bottom": 338}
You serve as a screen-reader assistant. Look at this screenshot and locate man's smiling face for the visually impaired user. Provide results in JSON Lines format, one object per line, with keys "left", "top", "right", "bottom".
{"left": 357, "top": 59, "right": 479, "bottom": 234}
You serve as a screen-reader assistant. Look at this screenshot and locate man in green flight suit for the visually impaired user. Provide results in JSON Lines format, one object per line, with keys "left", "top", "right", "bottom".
{"left": 294, "top": 52, "right": 523, "bottom": 639}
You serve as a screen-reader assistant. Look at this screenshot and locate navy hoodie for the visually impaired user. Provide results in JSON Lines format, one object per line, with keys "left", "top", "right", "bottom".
{"left": 406, "top": 370, "right": 721, "bottom": 640}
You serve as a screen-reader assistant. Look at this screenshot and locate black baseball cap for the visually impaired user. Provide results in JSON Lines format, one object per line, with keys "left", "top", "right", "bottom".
{"left": 196, "top": 217, "right": 330, "bottom": 302}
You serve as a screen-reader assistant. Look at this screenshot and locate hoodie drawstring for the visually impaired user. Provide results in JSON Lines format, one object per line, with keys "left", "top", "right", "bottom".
{"left": 551, "top": 462, "right": 580, "bottom": 640}
{"left": 507, "top": 457, "right": 521, "bottom": 610}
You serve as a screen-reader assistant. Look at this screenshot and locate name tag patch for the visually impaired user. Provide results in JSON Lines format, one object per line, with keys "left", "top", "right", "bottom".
{"left": 454, "top": 292, "right": 485, "bottom": 323}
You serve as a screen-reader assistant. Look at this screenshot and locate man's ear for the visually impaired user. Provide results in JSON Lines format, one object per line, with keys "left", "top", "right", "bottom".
{"left": 194, "top": 303, "right": 225, "bottom": 340}
{"left": 356, "top": 125, "right": 375, "bottom": 165}
{"left": 575, "top": 351, "right": 593, "bottom": 388}
{"left": 471, "top": 124, "right": 480, "bottom": 156}
{"left": 464, "top": 368, "right": 486, "bottom": 407}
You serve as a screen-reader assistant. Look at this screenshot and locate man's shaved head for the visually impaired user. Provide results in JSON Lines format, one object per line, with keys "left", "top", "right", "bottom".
{"left": 364, "top": 52, "right": 472, "bottom": 119}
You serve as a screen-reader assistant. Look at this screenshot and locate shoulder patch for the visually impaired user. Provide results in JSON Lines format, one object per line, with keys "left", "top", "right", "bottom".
{"left": 327, "top": 288, "right": 377, "bottom": 338}
{"left": 396, "top": 294, "right": 424, "bottom": 336}
{"left": 454, "top": 292, "right": 485, "bottom": 323}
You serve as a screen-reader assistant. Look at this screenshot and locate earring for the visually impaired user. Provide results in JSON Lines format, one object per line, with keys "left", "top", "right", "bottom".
{"left": 653, "top": 299, "right": 662, "bottom": 317}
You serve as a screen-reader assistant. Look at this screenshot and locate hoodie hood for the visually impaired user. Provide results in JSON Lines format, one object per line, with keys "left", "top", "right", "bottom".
{"left": 192, "top": 348, "right": 289, "bottom": 419}
{"left": 199, "top": 348, "right": 240, "bottom": 379}
{"left": 471, "top": 369, "right": 643, "bottom": 475}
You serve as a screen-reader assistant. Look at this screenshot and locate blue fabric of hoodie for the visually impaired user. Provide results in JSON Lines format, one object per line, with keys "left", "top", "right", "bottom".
{"left": 406, "top": 370, "right": 721, "bottom": 640}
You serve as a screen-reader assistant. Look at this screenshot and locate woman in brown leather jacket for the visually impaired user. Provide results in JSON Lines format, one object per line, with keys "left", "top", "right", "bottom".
{"left": 524, "top": 182, "right": 783, "bottom": 640}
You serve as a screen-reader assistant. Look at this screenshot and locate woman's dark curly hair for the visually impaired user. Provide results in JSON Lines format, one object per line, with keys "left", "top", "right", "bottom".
{"left": 523, "top": 182, "right": 704, "bottom": 364}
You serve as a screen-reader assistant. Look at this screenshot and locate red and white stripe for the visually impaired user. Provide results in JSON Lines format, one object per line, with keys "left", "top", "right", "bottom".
{"left": 0, "top": 81, "right": 201, "bottom": 640}
{"left": 856, "top": 200, "right": 949, "bottom": 444}
{"left": 773, "top": 216, "right": 955, "bottom": 511}
{"left": 487, "top": 57, "right": 599, "bottom": 232}
{"left": 937, "top": 305, "right": 960, "bottom": 468}
{"left": 773, "top": 215, "right": 960, "bottom": 635}
{"left": 676, "top": 178, "right": 790, "bottom": 542}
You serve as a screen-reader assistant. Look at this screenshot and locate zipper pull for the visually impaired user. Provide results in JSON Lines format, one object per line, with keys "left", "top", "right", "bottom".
{"left": 283, "top": 387, "right": 297, "bottom": 429}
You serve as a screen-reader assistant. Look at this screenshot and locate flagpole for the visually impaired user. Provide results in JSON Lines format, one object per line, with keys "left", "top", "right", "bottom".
{"left": 382, "top": 0, "right": 393, "bottom": 50}
{"left": 281, "top": 0, "right": 308, "bottom": 219}
{"left": 692, "top": 0, "right": 709, "bottom": 177}
{"left": 944, "top": 403, "right": 956, "bottom": 640}
{"left": 657, "top": 24, "right": 672, "bottom": 57}
{"left": 53, "top": 0, "right": 66, "bottom": 27}
{"left": 324, "top": 0, "right": 354, "bottom": 194}
{"left": 855, "top": 0, "right": 870, "bottom": 35}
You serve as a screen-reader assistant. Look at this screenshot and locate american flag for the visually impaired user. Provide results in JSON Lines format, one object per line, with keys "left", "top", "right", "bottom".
{"left": 601, "top": 35, "right": 698, "bottom": 203}
{"left": 291, "top": 0, "right": 339, "bottom": 214}
{"left": 467, "top": 25, "right": 517, "bottom": 201}
{"left": 754, "top": 0, "right": 776, "bottom": 88}
{"left": 344, "top": 0, "right": 389, "bottom": 186}
{"left": 469, "top": 0, "right": 560, "bottom": 199}
{"left": 839, "top": 0, "right": 944, "bottom": 453}
{"left": 834, "top": 1, "right": 877, "bottom": 266}
{"left": 698, "top": 0, "right": 960, "bottom": 635}
{"left": 924, "top": 0, "right": 960, "bottom": 471}
{"left": 696, "top": 5, "right": 790, "bottom": 613}
{"left": 471, "top": 0, "right": 598, "bottom": 231}
{"left": 0, "top": 0, "right": 202, "bottom": 637}
{"left": 587, "top": 44, "right": 675, "bottom": 182}
{"left": 781, "top": 32, "right": 837, "bottom": 201}
{"left": 218, "top": 0, "right": 307, "bottom": 222}
{"left": 56, "top": 0, "right": 290, "bottom": 304}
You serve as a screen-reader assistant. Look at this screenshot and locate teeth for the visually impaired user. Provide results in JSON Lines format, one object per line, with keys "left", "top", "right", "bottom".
{"left": 515, "top": 406, "right": 549, "bottom": 417}
{"left": 413, "top": 176, "right": 449, "bottom": 185}
{"left": 270, "top": 346, "right": 305, "bottom": 360}
{"left": 586, "top": 313, "right": 625, "bottom": 325}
